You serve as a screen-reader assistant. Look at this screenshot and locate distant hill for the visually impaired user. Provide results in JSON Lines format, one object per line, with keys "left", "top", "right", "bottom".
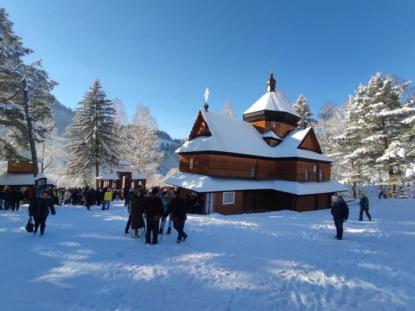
{"left": 53, "top": 101, "right": 75, "bottom": 135}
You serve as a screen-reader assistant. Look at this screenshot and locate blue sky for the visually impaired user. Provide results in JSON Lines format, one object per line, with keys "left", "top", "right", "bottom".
{"left": 3, "top": 0, "right": 415, "bottom": 138}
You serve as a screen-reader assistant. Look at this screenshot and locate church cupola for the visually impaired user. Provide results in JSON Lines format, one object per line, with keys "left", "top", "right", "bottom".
{"left": 243, "top": 73, "right": 300, "bottom": 137}
{"left": 267, "top": 73, "right": 276, "bottom": 92}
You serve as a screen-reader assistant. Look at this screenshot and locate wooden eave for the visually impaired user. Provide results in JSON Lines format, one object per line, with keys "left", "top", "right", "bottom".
{"left": 297, "top": 128, "right": 323, "bottom": 154}
{"left": 188, "top": 111, "right": 212, "bottom": 140}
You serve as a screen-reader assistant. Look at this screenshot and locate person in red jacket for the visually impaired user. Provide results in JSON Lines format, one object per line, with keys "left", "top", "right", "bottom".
{"left": 144, "top": 187, "right": 164, "bottom": 245}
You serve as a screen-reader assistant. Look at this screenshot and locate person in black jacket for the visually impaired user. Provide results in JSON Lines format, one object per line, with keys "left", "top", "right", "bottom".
{"left": 85, "top": 187, "right": 96, "bottom": 210}
{"left": 331, "top": 195, "right": 349, "bottom": 240}
{"left": 29, "top": 191, "right": 56, "bottom": 235}
{"left": 9, "top": 188, "right": 18, "bottom": 211}
{"left": 164, "top": 188, "right": 188, "bottom": 243}
{"left": 359, "top": 193, "right": 372, "bottom": 221}
{"left": 144, "top": 187, "right": 164, "bottom": 245}
{"left": 130, "top": 189, "right": 145, "bottom": 237}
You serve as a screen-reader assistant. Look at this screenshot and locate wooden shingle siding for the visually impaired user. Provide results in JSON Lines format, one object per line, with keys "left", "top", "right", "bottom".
{"left": 180, "top": 154, "right": 331, "bottom": 181}
{"left": 294, "top": 195, "right": 317, "bottom": 211}
{"left": 213, "top": 191, "right": 244, "bottom": 215}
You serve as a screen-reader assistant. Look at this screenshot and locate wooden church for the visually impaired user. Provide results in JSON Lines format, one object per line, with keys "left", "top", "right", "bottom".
{"left": 166, "top": 73, "right": 347, "bottom": 214}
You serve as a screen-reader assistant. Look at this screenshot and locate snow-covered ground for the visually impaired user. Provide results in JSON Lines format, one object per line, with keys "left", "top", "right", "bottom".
{"left": 1, "top": 199, "right": 414, "bottom": 311}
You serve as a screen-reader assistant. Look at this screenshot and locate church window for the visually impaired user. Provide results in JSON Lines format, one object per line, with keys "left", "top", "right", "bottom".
{"left": 223, "top": 192, "right": 235, "bottom": 205}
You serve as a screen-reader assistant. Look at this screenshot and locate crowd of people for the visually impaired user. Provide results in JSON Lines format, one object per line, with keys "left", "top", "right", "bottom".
{"left": 0, "top": 186, "right": 35, "bottom": 211}
{"left": 1, "top": 183, "right": 374, "bottom": 243}
{"left": 123, "top": 186, "right": 189, "bottom": 244}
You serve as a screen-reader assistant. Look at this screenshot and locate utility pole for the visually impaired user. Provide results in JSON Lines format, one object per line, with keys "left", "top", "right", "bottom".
{"left": 22, "top": 78, "right": 38, "bottom": 178}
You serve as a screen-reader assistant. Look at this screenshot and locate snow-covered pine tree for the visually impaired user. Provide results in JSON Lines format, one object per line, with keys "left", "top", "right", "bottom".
{"left": 358, "top": 73, "right": 411, "bottom": 196}
{"left": 333, "top": 73, "right": 413, "bottom": 196}
{"left": 293, "top": 95, "right": 316, "bottom": 128}
{"left": 0, "top": 8, "right": 56, "bottom": 167}
{"left": 65, "top": 80, "right": 119, "bottom": 186}
{"left": 333, "top": 89, "right": 372, "bottom": 198}
{"left": 222, "top": 100, "right": 235, "bottom": 118}
{"left": 126, "top": 106, "right": 163, "bottom": 177}
{"left": 401, "top": 95, "right": 415, "bottom": 175}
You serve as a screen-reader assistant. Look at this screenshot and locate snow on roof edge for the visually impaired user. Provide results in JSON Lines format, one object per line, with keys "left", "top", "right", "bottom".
{"left": 166, "top": 172, "right": 348, "bottom": 195}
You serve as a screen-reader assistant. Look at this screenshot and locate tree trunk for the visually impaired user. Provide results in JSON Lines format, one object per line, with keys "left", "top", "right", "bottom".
{"left": 95, "top": 162, "right": 99, "bottom": 190}
{"left": 22, "top": 79, "right": 38, "bottom": 178}
{"left": 388, "top": 166, "right": 395, "bottom": 198}
{"left": 352, "top": 182, "right": 357, "bottom": 199}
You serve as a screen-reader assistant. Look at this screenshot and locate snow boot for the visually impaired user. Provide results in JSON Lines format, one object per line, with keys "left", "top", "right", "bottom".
{"left": 167, "top": 227, "right": 171, "bottom": 234}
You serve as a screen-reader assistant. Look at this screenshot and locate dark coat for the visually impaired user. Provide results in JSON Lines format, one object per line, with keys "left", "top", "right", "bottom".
{"left": 29, "top": 197, "right": 56, "bottom": 218}
{"left": 166, "top": 197, "right": 188, "bottom": 221}
{"left": 360, "top": 196, "right": 369, "bottom": 210}
{"left": 144, "top": 196, "right": 164, "bottom": 220}
{"left": 86, "top": 189, "right": 96, "bottom": 204}
{"left": 125, "top": 191, "right": 133, "bottom": 206}
{"left": 130, "top": 194, "right": 145, "bottom": 229}
{"left": 331, "top": 200, "right": 349, "bottom": 221}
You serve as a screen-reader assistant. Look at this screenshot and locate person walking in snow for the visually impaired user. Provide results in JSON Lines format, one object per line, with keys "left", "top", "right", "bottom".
{"left": 164, "top": 188, "right": 188, "bottom": 243}
{"left": 29, "top": 191, "right": 56, "bottom": 235}
{"left": 359, "top": 193, "right": 372, "bottom": 221}
{"left": 124, "top": 188, "right": 135, "bottom": 234}
{"left": 124, "top": 188, "right": 133, "bottom": 207}
{"left": 129, "top": 188, "right": 145, "bottom": 237}
{"left": 160, "top": 189, "right": 174, "bottom": 234}
{"left": 102, "top": 188, "right": 112, "bottom": 210}
{"left": 144, "top": 187, "right": 164, "bottom": 245}
{"left": 86, "top": 187, "right": 96, "bottom": 210}
{"left": 331, "top": 195, "right": 349, "bottom": 240}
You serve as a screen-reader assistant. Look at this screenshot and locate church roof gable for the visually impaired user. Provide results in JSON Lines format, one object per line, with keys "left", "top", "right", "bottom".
{"left": 176, "top": 110, "right": 330, "bottom": 162}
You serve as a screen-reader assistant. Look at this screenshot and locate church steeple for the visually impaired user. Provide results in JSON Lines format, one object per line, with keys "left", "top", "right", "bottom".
{"left": 267, "top": 73, "right": 276, "bottom": 92}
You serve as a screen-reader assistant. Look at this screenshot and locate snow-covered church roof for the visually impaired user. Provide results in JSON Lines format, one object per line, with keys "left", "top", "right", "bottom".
{"left": 176, "top": 110, "right": 331, "bottom": 162}
{"left": 166, "top": 172, "right": 348, "bottom": 195}
{"left": 244, "top": 90, "right": 299, "bottom": 116}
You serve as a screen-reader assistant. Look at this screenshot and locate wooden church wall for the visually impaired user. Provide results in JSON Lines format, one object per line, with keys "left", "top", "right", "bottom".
{"left": 180, "top": 154, "right": 331, "bottom": 181}
{"left": 212, "top": 191, "right": 244, "bottom": 215}
{"left": 210, "top": 190, "right": 331, "bottom": 215}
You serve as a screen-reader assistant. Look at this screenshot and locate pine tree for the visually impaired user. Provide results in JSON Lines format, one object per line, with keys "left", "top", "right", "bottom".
{"left": 333, "top": 73, "right": 413, "bottom": 196}
{"left": 0, "top": 8, "right": 56, "bottom": 169}
{"left": 65, "top": 80, "right": 119, "bottom": 186}
{"left": 125, "top": 106, "right": 163, "bottom": 177}
{"left": 401, "top": 96, "right": 415, "bottom": 170}
{"left": 359, "top": 74, "right": 411, "bottom": 195}
{"left": 333, "top": 89, "right": 371, "bottom": 197}
{"left": 293, "top": 95, "right": 316, "bottom": 128}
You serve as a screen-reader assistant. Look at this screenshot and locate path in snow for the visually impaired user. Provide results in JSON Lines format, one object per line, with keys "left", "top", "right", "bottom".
{"left": 0, "top": 199, "right": 414, "bottom": 311}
